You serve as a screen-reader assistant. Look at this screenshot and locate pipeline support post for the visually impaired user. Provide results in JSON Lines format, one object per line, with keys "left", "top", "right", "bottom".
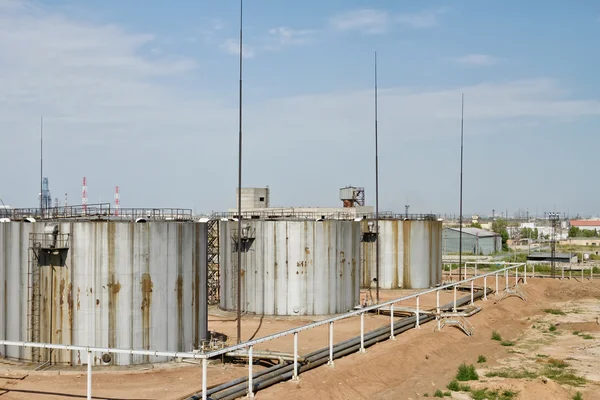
{"left": 360, "top": 313, "right": 366, "bottom": 352}
{"left": 247, "top": 345, "right": 254, "bottom": 398}
{"left": 453, "top": 285, "right": 457, "bottom": 312}
{"left": 202, "top": 357, "right": 208, "bottom": 400}
{"left": 328, "top": 322, "right": 335, "bottom": 366}
{"left": 389, "top": 304, "right": 395, "bottom": 340}
{"left": 293, "top": 332, "right": 299, "bottom": 379}
{"left": 416, "top": 296, "right": 420, "bottom": 329}
{"left": 436, "top": 291, "right": 440, "bottom": 314}
{"left": 470, "top": 281, "right": 474, "bottom": 305}
{"left": 524, "top": 264, "right": 527, "bottom": 284}
{"left": 87, "top": 350, "right": 92, "bottom": 400}
{"left": 495, "top": 273, "right": 499, "bottom": 294}
{"left": 515, "top": 266, "right": 518, "bottom": 286}
{"left": 483, "top": 275, "right": 487, "bottom": 300}
{"left": 505, "top": 269, "right": 508, "bottom": 290}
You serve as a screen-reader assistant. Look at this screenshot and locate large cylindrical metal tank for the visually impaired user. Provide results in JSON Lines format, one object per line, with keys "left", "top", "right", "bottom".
{"left": 0, "top": 221, "right": 208, "bottom": 366}
{"left": 361, "top": 219, "right": 442, "bottom": 289}
{"left": 219, "top": 220, "right": 361, "bottom": 316}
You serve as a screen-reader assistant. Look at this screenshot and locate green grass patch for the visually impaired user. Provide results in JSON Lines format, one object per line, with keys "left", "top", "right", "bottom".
{"left": 443, "top": 391, "right": 451, "bottom": 397}
{"left": 477, "top": 355, "right": 487, "bottom": 363}
{"left": 423, "top": 394, "right": 429, "bottom": 397}
{"left": 501, "top": 341, "right": 515, "bottom": 346}
{"left": 492, "top": 330, "right": 502, "bottom": 341}
{"left": 573, "top": 331, "right": 580, "bottom": 335}
{"left": 582, "top": 334, "right": 594, "bottom": 340}
{"left": 446, "top": 380, "right": 471, "bottom": 392}
{"left": 456, "top": 363, "right": 479, "bottom": 381}
{"left": 470, "top": 388, "right": 517, "bottom": 400}
{"left": 434, "top": 389, "right": 444, "bottom": 398}
{"left": 536, "top": 354, "right": 548, "bottom": 358}
{"left": 542, "top": 366, "right": 586, "bottom": 386}
{"left": 543, "top": 308, "right": 566, "bottom": 315}
{"left": 573, "top": 391, "right": 584, "bottom": 400}
{"left": 549, "top": 324, "right": 557, "bottom": 332}
{"left": 485, "top": 368, "right": 538, "bottom": 379}
{"left": 547, "top": 358, "right": 569, "bottom": 369}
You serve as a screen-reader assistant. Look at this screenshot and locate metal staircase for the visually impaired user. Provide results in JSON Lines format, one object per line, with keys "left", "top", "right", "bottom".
{"left": 435, "top": 313, "right": 475, "bottom": 336}
{"left": 26, "top": 236, "right": 42, "bottom": 363}
{"left": 499, "top": 285, "right": 527, "bottom": 302}
{"left": 207, "top": 219, "right": 220, "bottom": 305}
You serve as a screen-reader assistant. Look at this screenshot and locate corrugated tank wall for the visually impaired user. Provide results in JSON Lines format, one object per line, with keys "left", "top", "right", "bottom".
{"left": 220, "top": 220, "right": 360, "bottom": 316}
{"left": 0, "top": 221, "right": 207, "bottom": 366}
{"left": 361, "top": 219, "right": 442, "bottom": 289}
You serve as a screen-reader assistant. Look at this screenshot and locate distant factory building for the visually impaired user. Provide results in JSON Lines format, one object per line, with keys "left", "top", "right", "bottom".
{"left": 526, "top": 253, "right": 578, "bottom": 264}
{"left": 442, "top": 227, "right": 501, "bottom": 255}
{"left": 570, "top": 220, "right": 600, "bottom": 231}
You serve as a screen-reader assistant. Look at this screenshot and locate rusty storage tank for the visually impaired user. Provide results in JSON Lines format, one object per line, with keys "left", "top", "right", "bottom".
{"left": 361, "top": 218, "right": 442, "bottom": 289}
{"left": 219, "top": 219, "right": 361, "bottom": 315}
{"left": 0, "top": 221, "right": 208, "bottom": 366}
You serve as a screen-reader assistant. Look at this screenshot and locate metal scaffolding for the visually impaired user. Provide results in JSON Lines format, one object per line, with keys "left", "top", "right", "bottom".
{"left": 207, "top": 219, "right": 220, "bottom": 305}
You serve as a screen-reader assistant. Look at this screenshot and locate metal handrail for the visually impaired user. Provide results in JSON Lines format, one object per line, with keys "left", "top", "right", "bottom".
{"left": 203, "top": 262, "right": 525, "bottom": 358}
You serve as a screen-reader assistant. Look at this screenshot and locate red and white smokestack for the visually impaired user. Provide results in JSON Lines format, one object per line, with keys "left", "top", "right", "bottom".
{"left": 82, "top": 177, "right": 88, "bottom": 213}
{"left": 114, "top": 186, "right": 120, "bottom": 216}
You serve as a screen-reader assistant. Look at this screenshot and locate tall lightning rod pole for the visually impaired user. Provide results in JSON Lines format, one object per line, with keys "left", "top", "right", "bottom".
{"left": 459, "top": 94, "right": 464, "bottom": 279}
{"left": 236, "top": 0, "right": 244, "bottom": 345}
{"left": 374, "top": 51, "right": 380, "bottom": 304}
{"left": 40, "top": 116, "right": 43, "bottom": 218}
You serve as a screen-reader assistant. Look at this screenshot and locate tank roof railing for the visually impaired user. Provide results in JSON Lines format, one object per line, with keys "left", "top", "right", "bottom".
{"left": 211, "top": 210, "right": 439, "bottom": 221}
{"left": 0, "top": 204, "right": 193, "bottom": 221}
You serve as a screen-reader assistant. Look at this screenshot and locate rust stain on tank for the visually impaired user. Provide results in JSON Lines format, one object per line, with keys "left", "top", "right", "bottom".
{"left": 76, "top": 287, "right": 81, "bottom": 311}
{"left": 59, "top": 278, "right": 65, "bottom": 306}
{"left": 141, "top": 273, "right": 153, "bottom": 351}
{"left": 304, "top": 247, "right": 310, "bottom": 255}
{"left": 176, "top": 275, "right": 183, "bottom": 338}
{"left": 67, "top": 283, "right": 73, "bottom": 335}
{"left": 403, "top": 220, "right": 411, "bottom": 289}
{"left": 96, "top": 299, "right": 100, "bottom": 306}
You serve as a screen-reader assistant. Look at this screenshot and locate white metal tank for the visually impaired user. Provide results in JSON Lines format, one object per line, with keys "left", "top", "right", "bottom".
{"left": 219, "top": 219, "right": 361, "bottom": 315}
{"left": 361, "top": 219, "right": 442, "bottom": 289}
{"left": 0, "top": 221, "right": 208, "bottom": 366}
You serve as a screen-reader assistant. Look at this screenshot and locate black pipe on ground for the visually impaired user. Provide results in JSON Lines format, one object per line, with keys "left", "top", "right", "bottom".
{"left": 186, "top": 288, "right": 490, "bottom": 400}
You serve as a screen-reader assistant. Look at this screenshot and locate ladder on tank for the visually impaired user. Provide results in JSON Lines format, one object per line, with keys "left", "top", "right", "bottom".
{"left": 26, "top": 236, "right": 42, "bottom": 363}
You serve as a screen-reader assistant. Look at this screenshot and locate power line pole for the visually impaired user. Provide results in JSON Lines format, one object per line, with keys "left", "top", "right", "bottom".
{"left": 236, "top": 0, "right": 244, "bottom": 344}
{"left": 458, "top": 94, "right": 464, "bottom": 280}
{"left": 374, "top": 50, "right": 380, "bottom": 304}
{"left": 40, "top": 116, "right": 43, "bottom": 218}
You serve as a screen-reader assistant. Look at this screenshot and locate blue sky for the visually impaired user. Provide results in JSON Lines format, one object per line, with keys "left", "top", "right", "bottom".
{"left": 1, "top": 0, "right": 599, "bottom": 217}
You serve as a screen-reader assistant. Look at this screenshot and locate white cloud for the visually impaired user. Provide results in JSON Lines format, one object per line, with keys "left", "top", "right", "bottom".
{"left": 396, "top": 8, "right": 449, "bottom": 28}
{"left": 220, "top": 38, "right": 255, "bottom": 59}
{"left": 266, "top": 27, "right": 315, "bottom": 47}
{"left": 329, "top": 9, "right": 390, "bottom": 34}
{"left": 454, "top": 54, "right": 499, "bottom": 67}
{"left": 221, "top": 27, "right": 314, "bottom": 58}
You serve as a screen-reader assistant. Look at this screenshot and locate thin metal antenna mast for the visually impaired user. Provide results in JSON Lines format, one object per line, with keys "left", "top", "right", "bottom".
{"left": 236, "top": 0, "right": 243, "bottom": 345}
{"left": 374, "top": 51, "right": 380, "bottom": 304}
{"left": 459, "top": 94, "right": 464, "bottom": 279}
{"left": 40, "top": 116, "right": 43, "bottom": 217}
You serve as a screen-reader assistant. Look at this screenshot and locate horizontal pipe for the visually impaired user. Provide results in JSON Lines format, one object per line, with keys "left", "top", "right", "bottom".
{"left": 203, "top": 265, "right": 522, "bottom": 359}
{"left": 186, "top": 289, "right": 487, "bottom": 400}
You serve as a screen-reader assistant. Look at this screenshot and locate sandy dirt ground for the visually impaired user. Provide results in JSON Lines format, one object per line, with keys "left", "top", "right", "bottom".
{"left": 0, "top": 277, "right": 599, "bottom": 399}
